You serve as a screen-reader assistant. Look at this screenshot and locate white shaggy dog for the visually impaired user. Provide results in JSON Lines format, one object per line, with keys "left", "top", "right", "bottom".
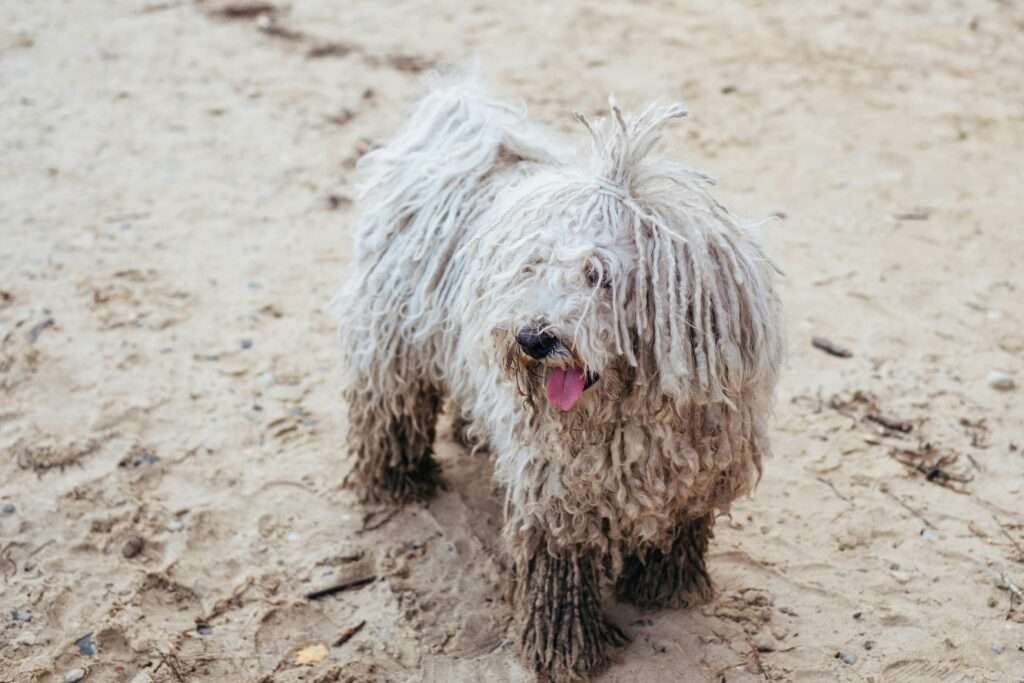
{"left": 335, "top": 75, "right": 783, "bottom": 681}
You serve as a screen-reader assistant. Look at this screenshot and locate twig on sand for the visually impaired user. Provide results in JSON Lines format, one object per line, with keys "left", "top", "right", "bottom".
{"left": 332, "top": 619, "right": 367, "bottom": 647}
{"left": 746, "top": 638, "right": 773, "bottom": 681}
{"left": 811, "top": 336, "right": 853, "bottom": 358}
{"left": 153, "top": 650, "right": 187, "bottom": 683}
{"left": 358, "top": 508, "right": 399, "bottom": 534}
{"left": 997, "top": 572, "right": 1023, "bottom": 619}
{"left": 208, "top": 2, "right": 278, "bottom": 19}
{"left": 991, "top": 514, "right": 1024, "bottom": 562}
{"left": 305, "top": 575, "right": 376, "bottom": 600}
{"left": 881, "top": 488, "right": 936, "bottom": 529}
{"left": 888, "top": 448, "right": 972, "bottom": 492}
{"left": 866, "top": 412, "right": 913, "bottom": 434}
{"left": 816, "top": 476, "right": 853, "bottom": 504}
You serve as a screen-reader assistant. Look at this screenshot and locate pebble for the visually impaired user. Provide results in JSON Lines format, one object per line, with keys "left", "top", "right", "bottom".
{"left": 992, "top": 642, "right": 1006, "bottom": 654}
{"left": 64, "top": 670, "right": 86, "bottom": 683}
{"left": 197, "top": 624, "right": 214, "bottom": 636}
{"left": 166, "top": 520, "right": 184, "bottom": 532}
{"left": 75, "top": 633, "right": 96, "bottom": 656}
{"left": 240, "top": 338, "right": 253, "bottom": 350}
{"left": 1, "top": 503, "right": 15, "bottom": 514}
{"left": 890, "top": 570, "right": 911, "bottom": 584}
{"left": 863, "top": 640, "right": 876, "bottom": 651}
{"left": 121, "top": 535, "right": 145, "bottom": 559}
{"left": 987, "top": 370, "right": 1016, "bottom": 391}
{"left": 837, "top": 652, "right": 858, "bottom": 665}
{"left": 286, "top": 531, "right": 300, "bottom": 543}
{"left": 11, "top": 608, "right": 32, "bottom": 622}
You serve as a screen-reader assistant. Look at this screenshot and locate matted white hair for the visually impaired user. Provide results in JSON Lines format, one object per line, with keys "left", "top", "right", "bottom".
{"left": 334, "top": 72, "right": 784, "bottom": 682}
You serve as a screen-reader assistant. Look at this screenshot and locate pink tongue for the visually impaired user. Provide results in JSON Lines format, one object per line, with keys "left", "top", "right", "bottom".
{"left": 546, "top": 366, "right": 586, "bottom": 412}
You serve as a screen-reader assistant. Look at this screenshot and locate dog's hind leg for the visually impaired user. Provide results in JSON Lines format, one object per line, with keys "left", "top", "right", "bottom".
{"left": 514, "top": 543, "right": 627, "bottom": 681}
{"left": 615, "top": 514, "right": 715, "bottom": 609}
{"left": 343, "top": 356, "right": 443, "bottom": 505}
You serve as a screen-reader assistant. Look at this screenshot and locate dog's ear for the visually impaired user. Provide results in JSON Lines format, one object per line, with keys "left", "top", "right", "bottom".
{"left": 569, "top": 99, "right": 783, "bottom": 410}
{"left": 628, "top": 206, "right": 784, "bottom": 411}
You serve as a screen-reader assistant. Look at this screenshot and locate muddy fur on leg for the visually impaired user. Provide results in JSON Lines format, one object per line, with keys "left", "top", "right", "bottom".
{"left": 615, "top": 515, "right": 715, "bottom": 609}
{"left": 516, "top": 548, "right": 627, "bottom": 681}
{"left": 343, "top": 379, "right": 443, "bottom": 504}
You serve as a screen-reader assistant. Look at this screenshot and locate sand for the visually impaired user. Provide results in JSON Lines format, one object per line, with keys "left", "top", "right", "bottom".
{"left": 1, "top": 1, "right": 1023, "bottom": 681}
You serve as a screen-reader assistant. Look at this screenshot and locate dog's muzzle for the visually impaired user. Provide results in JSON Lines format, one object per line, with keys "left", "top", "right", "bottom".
{"left": 516, "top": 328, "right": 559, "bottom": 359}
{"left": 516, "top": 327, "right": 600, "bottom": 390}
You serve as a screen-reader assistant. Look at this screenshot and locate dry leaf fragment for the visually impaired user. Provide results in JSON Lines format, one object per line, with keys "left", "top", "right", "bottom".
{"left": 294, "top": 642, "right": 329, "bottom": 665}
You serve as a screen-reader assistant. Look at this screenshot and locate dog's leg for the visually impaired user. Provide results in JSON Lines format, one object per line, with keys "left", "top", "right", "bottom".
{"left": 344, "top": 375, "right": 443, "bottom": 505}
{"left": 615, "top": 514, "right": 715, "bottom": 609}
{"left": 515, "top": 545, "right": 627, "bottom": 681}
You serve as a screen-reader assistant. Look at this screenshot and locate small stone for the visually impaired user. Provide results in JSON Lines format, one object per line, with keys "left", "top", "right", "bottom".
{"left": 837, "top": 651, "right": 858, "bottom": 665}
{"left": 1, "top": 503, "right": 15, "bottom": 514}
{"left": 166, "top": 520, "right": 184, "bottom": 532}
{"left": 11, "top": 608, "right": 32, "bottom": 622}
{"left": 197, "top": 624, "right": 213, "bottom": 636}
{"left": 754, "top": 635, "right": 775, "bottom": 652}
{"left": 920, "top": 529, "right": 938, "bottom": 541}
{"left": 890, "top": 570, "right": 911, "bottom": 584}
{"left": 992, "top": 642, "right": 1006, "bottom": 654}
{"left": 240, "top": 338, "right": 253, "bottom": 350}
{"left": 863, "top": 640, "right": 875, "bottom": 651}
{"left": 987, "top": 370, "right": 1016, "bottom": 391}
{"left": 286, "top": 531, "right": 300, "bottom": 543}
{"left": 64, "top": 670, "right": 86, "bottom": 683}
{"left": 121, "top": 536, "right": 145, "bottom": 559}
{"left": 852, "top": 611, "right": 863, "bottom": 620}
{"left": 75, "top": 633, "right": 96, "bottom": 656}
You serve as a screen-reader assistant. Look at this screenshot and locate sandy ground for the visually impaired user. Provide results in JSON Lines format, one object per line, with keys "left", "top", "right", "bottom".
{"left": 2, "top": 1, "right": 1023, "bottom": 681}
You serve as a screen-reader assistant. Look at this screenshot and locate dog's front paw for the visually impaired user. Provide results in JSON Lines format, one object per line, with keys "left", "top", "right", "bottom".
{"left": 516, "top": 551, "right": 627, "bottom": 681}
{"left": 615, "top": 515, "right": 715, "bottom": 609}
{"left": 520, "top": 610, "right": 626, "bottom": 682}
{"left": 615, "top": 555, "right": 713, "bottom": 609}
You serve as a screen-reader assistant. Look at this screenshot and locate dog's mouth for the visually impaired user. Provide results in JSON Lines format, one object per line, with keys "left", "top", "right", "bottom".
{"left": 545, "top": 366, "right": 600, "bottom": 412}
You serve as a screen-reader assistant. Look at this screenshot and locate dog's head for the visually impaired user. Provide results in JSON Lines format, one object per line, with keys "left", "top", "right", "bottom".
{"left": 471, "top": 101, "right": 783, "bottom": 423}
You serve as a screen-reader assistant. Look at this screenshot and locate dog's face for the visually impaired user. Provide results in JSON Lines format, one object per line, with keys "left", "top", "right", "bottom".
{"left": 466, "top": 105, "right": 782, "bottom": 425}
{"left": 477, "top": 178, "right": 646, "bottom": 419}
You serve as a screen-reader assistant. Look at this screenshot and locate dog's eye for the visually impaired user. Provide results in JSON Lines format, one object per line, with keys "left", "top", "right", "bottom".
{"left": 584, "top": 262, "right": 612, "bottom": 289}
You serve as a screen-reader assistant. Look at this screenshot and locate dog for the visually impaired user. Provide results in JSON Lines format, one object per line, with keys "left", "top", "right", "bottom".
{"left": 334, "top": 74, "right": 783, "bottom": 681}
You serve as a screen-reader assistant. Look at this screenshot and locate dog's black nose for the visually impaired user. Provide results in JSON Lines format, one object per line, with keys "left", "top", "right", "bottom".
{"left": 516, "top": 328, "right": 559, "bottom": 359}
